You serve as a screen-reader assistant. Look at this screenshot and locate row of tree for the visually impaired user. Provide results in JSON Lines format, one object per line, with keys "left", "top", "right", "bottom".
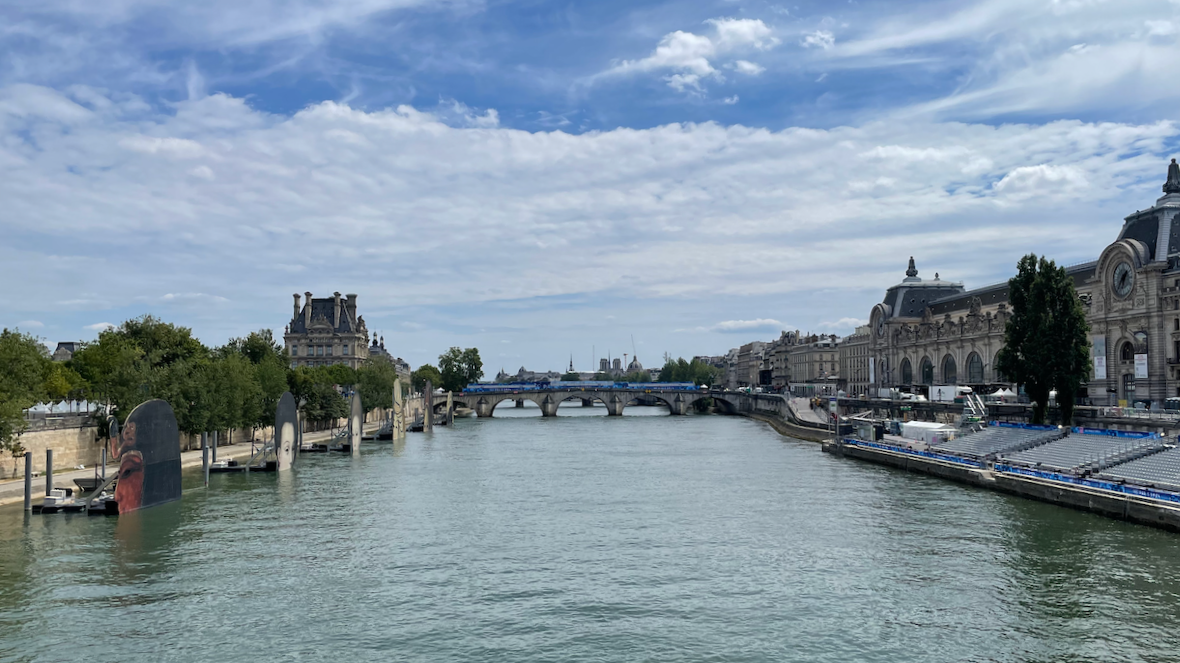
{"left": 411, "top": 347, "right": 483, "bottom": 393}
{"left": 0, "top": 316, "right": 412, "bottom": 457}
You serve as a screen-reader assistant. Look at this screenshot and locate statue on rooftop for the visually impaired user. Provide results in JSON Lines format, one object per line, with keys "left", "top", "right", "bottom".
{"left": 906, "top": 256, "right": 918, "bottom": 278}
{"left": 1166, "top": 158, "right": 1180, "bottom": 195}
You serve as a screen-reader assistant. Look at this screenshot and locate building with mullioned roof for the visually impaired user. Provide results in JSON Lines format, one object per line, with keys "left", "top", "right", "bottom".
{"left": 283, "top": 291, "right": 370, "bottom": 369}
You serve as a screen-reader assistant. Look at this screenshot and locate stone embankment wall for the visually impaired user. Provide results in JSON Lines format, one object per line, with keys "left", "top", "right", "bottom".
{"left": 1, "top": 426, "right": 101, "bottom": 480}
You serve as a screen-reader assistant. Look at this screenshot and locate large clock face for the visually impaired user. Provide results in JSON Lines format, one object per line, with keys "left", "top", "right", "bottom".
{"left": 1112, "top": 261, "right": 1134, "bottom": 298}
{"left": 875, "top": 317, "right": 885, "bottom": 337}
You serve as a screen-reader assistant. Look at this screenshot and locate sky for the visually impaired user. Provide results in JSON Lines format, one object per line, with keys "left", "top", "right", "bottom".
{"left": 3, "top": 0, "right": 1180, "bottom": 373}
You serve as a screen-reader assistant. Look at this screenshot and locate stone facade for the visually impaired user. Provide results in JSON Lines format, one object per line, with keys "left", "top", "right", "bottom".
{"left": 839, "top": 325, "right": 871, "bottom": 396}
{"left": 867, "top": 160, "right": 1180, "bottom": 407}
{"left": 736, "top": 341, "right": 767, "bottom": 387}
{"left": 284, "top": 291, "right": 370, "bottom": 369}
{"left": 788, "top": 335, "right": 839, "bottom": 384}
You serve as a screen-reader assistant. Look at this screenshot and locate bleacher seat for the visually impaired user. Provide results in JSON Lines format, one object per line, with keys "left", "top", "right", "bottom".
{"left": 931, "top": 426, "right": 1061, "bottom": 459}
{"left": 1097, "top": 446, "right": 1180, "bottom": 491}
{"left": 1000, "top": 433, "right": 1165, "bottom": 474}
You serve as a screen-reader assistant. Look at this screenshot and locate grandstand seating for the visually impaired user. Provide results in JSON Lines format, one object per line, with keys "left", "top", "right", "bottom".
{"left": 1000, "top": 433, "right": 1166, "bottom": 474}
{"left": 1097, "top": 446, "right": 1180, "bottom": 491}
{"left": 931, "top": 426, "right": 1062, "bottom": 459}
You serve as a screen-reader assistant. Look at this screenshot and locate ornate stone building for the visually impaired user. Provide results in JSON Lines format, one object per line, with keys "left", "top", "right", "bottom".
{"left": 868, "top": 159, "right": 1180, "bottom": 407}
{"left": 284, "top": 291, "right": 370, "bottom": 369}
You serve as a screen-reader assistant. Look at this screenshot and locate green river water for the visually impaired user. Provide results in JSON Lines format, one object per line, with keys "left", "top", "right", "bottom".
{"left": 2, "top": 404, "right": 1180, "bottom": 662}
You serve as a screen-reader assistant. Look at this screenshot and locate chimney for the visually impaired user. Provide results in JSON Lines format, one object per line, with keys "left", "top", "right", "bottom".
{"left": 346, "top": 293, "right": 358, "bottom": 325}
{"left": 293, "top": 293, "right": 301, "bottom": 322}
{"left": 304, "top": 292, "right": 313, "bottom": 327}
{"left": 333, "top": 292, "right": 342, "bottom": 329}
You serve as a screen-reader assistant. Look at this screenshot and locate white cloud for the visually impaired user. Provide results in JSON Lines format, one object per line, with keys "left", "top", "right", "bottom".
{"left": 821, "top": 317, "right": 868, "bottom": 330}
{"left": 722, "top": 95, "right": 740, "bottom": 105}
{"left": 84, "top": 322, "right": 115, "bottom": 331}
{"left": 17, "top": 320, "right": 44, "bottom": 328}
{"left": 1145, "top": 20, "right": 1176, "bottom": 36}
{"left": 687, "top": 319, "right": 787, "bottom": 333}
{"left": 601, "top": 18, "right": 777, "bottom": 91}
{"left": 730, "top": 60, "right": 765, "bottom": 76}
{"left": 801, "top": 30, "right": 835, "bottom": 50}
{"left": 2, "top": 84, "right": 1178, "bottom": 353}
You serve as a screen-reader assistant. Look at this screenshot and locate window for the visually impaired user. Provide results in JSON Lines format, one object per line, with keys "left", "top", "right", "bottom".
{"left": 901, "top": 358, "right": 913, "bottom": 384}
{"left": 967, "top": 353, "right": 984, "bottom": 383}
{"left": 327, "top": 346, "right": 333, "bottom": 357}
{"left": 920, "top": 357, "right": 934, "bottom": 385}
{"left": 316, "top": 345, "right": 324, "bottom": 356}
{"left": 1121, "top": 342, "right": 1134, "bottom": 362}
{"left": 343, "top": 344, "right": 349, "bottom": 356}
{"left": 942, "top": 355, "right": 957, "bottom": 384}
{"left": 1123, "top": 373, "right": 1136, "bottom": 399}
{"left": 1174, "top": 319, "right": 1178, "bottom": 331}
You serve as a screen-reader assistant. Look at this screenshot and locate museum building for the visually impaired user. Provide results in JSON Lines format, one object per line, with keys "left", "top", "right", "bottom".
{"left": 867, "top": 159, "right": 1180, "bottom": 407}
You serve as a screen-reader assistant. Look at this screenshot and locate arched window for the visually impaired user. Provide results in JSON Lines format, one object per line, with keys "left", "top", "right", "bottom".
{"left": 967, "top": 353, "right": 984, "bottom": 383}
{"left": 900, "top": 358, "right": 913, "bottom": 384}
{"left": 1121, "top": 342, "right": 1135, "bottom": 362}
{"left": 920, "top": 357, "right": 934, "bottom": 385}
{"left": 942, "top": 355, "right": 957, "bottom": 384}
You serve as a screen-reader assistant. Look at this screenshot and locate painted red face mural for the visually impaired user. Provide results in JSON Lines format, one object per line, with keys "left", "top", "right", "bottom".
{"left": 114, "top": 421, "right": 145, "bottom": 514}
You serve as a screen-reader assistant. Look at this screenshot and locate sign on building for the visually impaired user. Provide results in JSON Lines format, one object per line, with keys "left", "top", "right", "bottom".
{"left": 1094, "top": 356, "right": 1107, "bottom": 380}
{"left": 1135, "top": 353, "right": 1149, "bottom": 379}
{"left": 1093, "top": 336, "right": 1107, "bottom": 380}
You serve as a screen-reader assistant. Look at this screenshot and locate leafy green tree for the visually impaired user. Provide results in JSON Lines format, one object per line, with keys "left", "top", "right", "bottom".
{"left": 438, "top": 347, "right": 483, "bottom": 392}
{"left": 997, "top": 254, "right": 1090, "bottom": 424}
{"left": 412, "top": 364, "right": 442, "bottom": 393}
{"left": 0, "top": 329, "right": 50, "bottom": 467}
{"left": 70, "top": 330, "right": 145, "bottom": 415}
{"left": 657, "top": 357, "right": 719, "bottom": 386}
{"left": 117, "top": 315, "right": 207, "bottom": 367}
{"left": 358, "top": 358, "right": 400, "bottom": 413}
{"left": 561, "top": 371, "right": 581, "bottom": 381}
{"left": 622, "top": 370, "right": 652, "bottom": 383}
{"left": 43, "top": 362, "right": 87, "bottom": 401}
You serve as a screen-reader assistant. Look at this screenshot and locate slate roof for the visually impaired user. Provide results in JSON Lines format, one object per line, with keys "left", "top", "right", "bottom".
{"left": 290, "top": 297, "right": 359, "bottom": 334}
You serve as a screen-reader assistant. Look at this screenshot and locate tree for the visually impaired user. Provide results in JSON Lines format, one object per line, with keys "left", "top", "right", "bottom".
{"left": 412, "top": 364, "right": 442, "bottom": 393}
{"left": 43, "top": 363, "right": 87, "bottom": 401}
{"left": 0, "top": 329, "right": 49, "bottom": 470}
{"left": 358, "top": 358, "right": 399, "bottom": 413}
{"left": 997, "top": 254, "right": 1090, "bottom": 424}
{"left": 561, "top": 371, "right": 581, "bottom": 381}
{"left": 657, "top": 357, "right": 720, "bottom": 386}
{"left": 438, "top": 347, "right": 483, "bottom": 392}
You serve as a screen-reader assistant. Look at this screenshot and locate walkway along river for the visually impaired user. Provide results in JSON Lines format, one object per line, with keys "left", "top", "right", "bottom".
{"left": 2, "top": 403, "right": 1180, "bottom": 662}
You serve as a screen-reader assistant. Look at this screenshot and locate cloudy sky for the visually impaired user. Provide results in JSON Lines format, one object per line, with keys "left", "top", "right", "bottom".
{"left": 3, "top": 0, "right": 1180, "bottom": 372}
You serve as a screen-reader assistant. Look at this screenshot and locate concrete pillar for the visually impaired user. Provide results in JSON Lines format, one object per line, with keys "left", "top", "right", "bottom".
{"left": 581, "top": 399, "right": 594, "bottom": 407}
{"left": 45, "top": 449, "right": 53, "bottom": 496}
{"left": 212, "top": 430, "right": 218, "bottom": 463}
{"left": 540, "top": 395, "right": 560, "bottom": 417}
{"left": 605, "top": 394, "right": 626, "bottom": 417}
{"left": 23, "top": 452, "right": 32, "bottom": 511}
{"left": 476, "top": 398, "right": 495, "bottom": 418}
{"left": 202, "top": 434, "right": 209, "bottom": 487}
{"left": 515, "top": 399, "right": 524, "bottom": 408}
{"left": 446, "top": 392, "right": 454, "bottom": 426}
{"left": 424, "top": 381, "right": 433, "bottom": 432}
{"left": 669, "top": 394, "right": 688, "bottom": 416}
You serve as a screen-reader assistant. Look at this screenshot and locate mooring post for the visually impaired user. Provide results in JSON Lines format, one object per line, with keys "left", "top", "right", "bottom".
{"left": 424, "top": 381, "right": 434, "bottom": 433}
{"left": 447, "top": 392, "right": 454, "bottom": 426}
{"left": 212, "top": 430, "right": 218, "bottom": 463}
{"left": 23, "top": 452, "right": 32, "bottom": 511}
{"left": 100, "top": 447, "right": 106, "bottom": 482}
{"left": 45, "top": 449, "right": 53, "bottom": 496}
{"left": 202, "top": 432, "right": 209, "bottom": 487}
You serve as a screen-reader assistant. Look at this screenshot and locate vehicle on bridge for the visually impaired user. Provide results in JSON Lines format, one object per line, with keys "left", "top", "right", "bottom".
{"left": 463, "top": 381, "right": 702, "bottom": 394}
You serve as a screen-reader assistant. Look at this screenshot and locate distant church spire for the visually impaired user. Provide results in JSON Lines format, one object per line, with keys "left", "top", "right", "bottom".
{"left": 569, "top": 354, "right": 574, "bottom": 372}
{"left": 906, "top": 256, "right": 918, "bottom": 278}
{"left": 1165, "top": 158, "right": 1180, "bottom": 195}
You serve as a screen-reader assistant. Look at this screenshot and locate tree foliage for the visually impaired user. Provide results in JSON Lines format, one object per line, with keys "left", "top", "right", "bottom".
{"left": 438, "top": 347, "right": 483, "bottom": 392}
{"left": 561, "top": 371, "right": 581, "bottom": 381}
{"left": 657, "top": 357, "right": 720, "bottom": 386}
{"left": 358, "top": 358, "right": 400, "bottom": 413}
{"left": 0, "top": 329, "right": 50, "bottom": 459}
{"left": 412, "top": 364, "right": 442, "bottom": 393}
{"left": 996, "top": 254, "right": 1090, "bottom": 424}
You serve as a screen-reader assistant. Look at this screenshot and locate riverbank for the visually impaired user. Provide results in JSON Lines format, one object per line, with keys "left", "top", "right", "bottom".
{"left": 0, "top": 429, "right": 340, "bottom": 508}
{"left": 739, "top": 411, "right": 831, "bottom": 443}
{"left": 822, "top": 439, "right": 1180, "bottom": 533}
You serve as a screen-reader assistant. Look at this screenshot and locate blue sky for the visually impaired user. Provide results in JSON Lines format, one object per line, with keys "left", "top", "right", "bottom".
{"left": 3, "top": 0, "right": 1180, "bottom": 372}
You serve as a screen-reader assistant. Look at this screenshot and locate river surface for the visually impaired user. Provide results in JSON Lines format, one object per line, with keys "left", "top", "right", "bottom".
{"left": 3, "top": 404, "right": 1180, "bottom": 662}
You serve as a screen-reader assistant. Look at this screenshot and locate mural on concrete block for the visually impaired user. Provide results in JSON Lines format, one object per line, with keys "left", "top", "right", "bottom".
{"left": 275, "top": 391, "right": 297, "bottom": 471}
{"left": 348, "top": 392, "right": 363, "bottom": 455}
{"left": 113, "top": 399, "right": 181, "bottom": 515}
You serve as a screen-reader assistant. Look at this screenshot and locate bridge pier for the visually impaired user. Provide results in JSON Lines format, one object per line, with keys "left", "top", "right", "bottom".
{"left": 669, "top": 394, "right": 689, "bottom": 416}
{"left": 475, "top": 397, "right": 495, "bottom": 418}
{"left": 540, "top": 395, "right": 560, "bottom": 417}
{"left": 515, "top": 399, "right": 524, "bottom": 408}
{"left": 581, "top": 399, "right": 594, "bottom": 407}
{"left": 605, "top": 394, "right": 626, "bottom": 417}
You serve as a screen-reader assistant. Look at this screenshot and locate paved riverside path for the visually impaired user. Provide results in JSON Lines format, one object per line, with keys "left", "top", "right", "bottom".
{"left": 0, "top": 429, "right": 339, "bottom": 508}
{"left": 789, "top": 397, "right": 830, "bottom": 425}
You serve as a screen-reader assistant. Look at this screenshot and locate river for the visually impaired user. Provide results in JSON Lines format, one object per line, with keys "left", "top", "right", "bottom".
{"left": 2, "top": 404, "right": 1180, "bottom": 662}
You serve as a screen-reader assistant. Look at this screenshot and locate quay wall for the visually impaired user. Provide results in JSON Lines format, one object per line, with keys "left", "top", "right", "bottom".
{"left": 823, "top": 441, "right": 1180, "bottom": 533}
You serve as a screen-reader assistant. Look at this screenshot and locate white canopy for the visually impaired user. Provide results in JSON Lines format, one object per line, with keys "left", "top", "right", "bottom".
{"left": 991, "top": 388, "right": 1017, "bottom": 397}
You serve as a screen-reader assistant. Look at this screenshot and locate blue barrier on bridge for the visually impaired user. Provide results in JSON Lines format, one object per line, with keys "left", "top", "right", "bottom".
{"left": 994, "top": 464, "right": 1180, "bottom": 506}
{"left": 842, "top": 439, "right": 984, "bottom": 468}
{"left": 1070, "top": 426, "right": 1158, "bottom": 439}
{"left": 990, "top": 421, "right": 1059, "bottom": 432}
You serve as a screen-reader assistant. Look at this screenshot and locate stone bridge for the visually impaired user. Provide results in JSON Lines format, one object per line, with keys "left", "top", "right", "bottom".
{"left": 444, "top": 389, "right": 742, "bottom": 418}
